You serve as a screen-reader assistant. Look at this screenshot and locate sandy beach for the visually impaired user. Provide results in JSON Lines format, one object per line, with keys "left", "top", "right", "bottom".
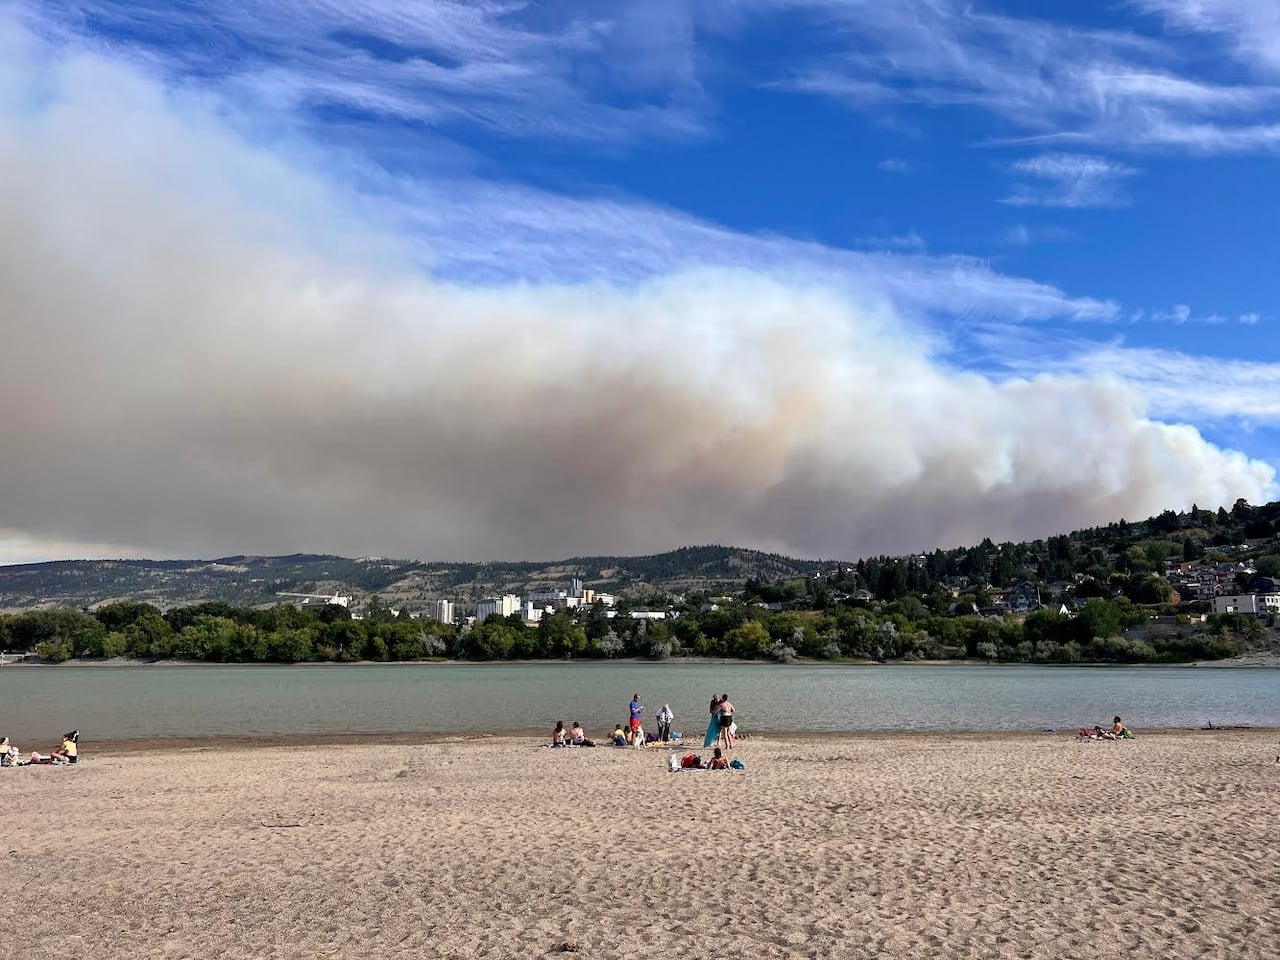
{"left": 5, "top": 731, "right": 1278, "bottom": 960}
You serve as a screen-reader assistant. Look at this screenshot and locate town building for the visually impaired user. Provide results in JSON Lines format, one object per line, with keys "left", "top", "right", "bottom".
{"left": 475, "top": 594, "right": 520, "bottom": 621}
{"left": 428, "top": 599, "right": 455, "bottom": 625}
{"left": 1212, "top": 594, "right": 1280, "bottom": 616}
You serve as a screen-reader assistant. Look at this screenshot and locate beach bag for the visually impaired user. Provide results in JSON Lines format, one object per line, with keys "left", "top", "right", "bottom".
{"left": 680, "top": 753, "right": 697, "bottom": 769}
{"left": 730, "top": 758, "right": 745, "bottom": 770}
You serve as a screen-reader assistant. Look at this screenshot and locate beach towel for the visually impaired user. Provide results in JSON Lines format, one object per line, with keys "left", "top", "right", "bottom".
{"left": 702, "top": 714, "right": 718, "bottom": 748}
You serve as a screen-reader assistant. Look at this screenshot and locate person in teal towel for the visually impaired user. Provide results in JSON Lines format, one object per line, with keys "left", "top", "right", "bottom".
{"left": 703, "top": 693, "right": 724, "bottom": 748}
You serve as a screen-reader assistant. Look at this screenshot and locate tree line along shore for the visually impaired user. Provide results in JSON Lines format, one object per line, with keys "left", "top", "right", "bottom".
{"left": 0, "top": 594, "right": 1257, "bottom": 666}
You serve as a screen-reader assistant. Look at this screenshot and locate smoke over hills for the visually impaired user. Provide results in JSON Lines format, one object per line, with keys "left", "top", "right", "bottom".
{"left": 0, "top": 21, "right": 1272, "bottom": 564}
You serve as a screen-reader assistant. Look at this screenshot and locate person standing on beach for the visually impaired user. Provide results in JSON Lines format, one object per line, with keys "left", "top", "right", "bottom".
{"left": 703, "top": 693, "right": 723, "bottom": 748}
{"left": 657, "top": 704, "right": 674, "bottom": 743}
{"left": 629, "top": 693, "right": 644, "bottom": 738}
{"left": 717, "top": 693, "right": 735, "bottom": 753}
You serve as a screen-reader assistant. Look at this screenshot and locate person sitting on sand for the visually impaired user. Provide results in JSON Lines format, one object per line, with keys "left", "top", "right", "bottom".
{"left": 52, "top": 731, "right": 78, "bottom": 764}
{"left": 708, "top": 747, "right": 728, "bottom": 770}
{"left": 1111, "top": 717, "right": 1132, "bottom": 739}
{"left": 612, "top": 724, "right": 628, "bottom": 746}
{"left": 552, "top": 721, "right": 568, "bottom": 747}
{"left": 1, "top": 744, "right": 22, "bottom": 767}
{"left": 570, "top": 722, "right": 591, "bottom": 747}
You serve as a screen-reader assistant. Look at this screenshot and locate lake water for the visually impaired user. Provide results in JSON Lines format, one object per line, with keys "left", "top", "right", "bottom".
{"left": 1, "top": 662, "right": 1277, "bottom": 744}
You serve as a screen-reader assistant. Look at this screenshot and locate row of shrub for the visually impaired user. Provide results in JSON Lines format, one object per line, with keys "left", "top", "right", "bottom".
{"left": 0, "top": 596, "right": 1253, "bottom": 664}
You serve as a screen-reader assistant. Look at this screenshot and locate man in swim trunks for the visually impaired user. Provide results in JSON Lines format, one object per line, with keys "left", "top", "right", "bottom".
{"left": 629, "top": 693, "right": 643, "bottom": 736}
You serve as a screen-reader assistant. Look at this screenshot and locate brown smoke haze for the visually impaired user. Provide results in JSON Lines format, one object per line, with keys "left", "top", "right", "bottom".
{"left": 0, "top": 36, "right": 1273, "bottom": 563}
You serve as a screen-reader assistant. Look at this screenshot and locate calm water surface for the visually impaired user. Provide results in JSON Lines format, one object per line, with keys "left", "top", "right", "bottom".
{"left": 0, "top": 662, "right": 1276, "bottom": 743}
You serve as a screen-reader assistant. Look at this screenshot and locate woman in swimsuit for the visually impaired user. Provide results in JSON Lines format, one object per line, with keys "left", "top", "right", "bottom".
{"left": 716, "top": 694, "right": 735, "bottom": 752}
{"left": 552, "top": 721, "right": 568, "bottom": 747}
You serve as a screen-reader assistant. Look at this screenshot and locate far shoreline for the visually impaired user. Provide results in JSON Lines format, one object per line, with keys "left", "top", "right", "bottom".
{"left": 4, "top": 653, "right": 1278, "bottom": 668}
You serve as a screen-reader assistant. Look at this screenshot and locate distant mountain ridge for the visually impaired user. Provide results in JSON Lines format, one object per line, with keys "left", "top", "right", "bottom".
{"left": 0, "top": 545, "right": 824, "bottom": 612}
{"left": 8, "top": 497, "right": 1280, "bottom": 614}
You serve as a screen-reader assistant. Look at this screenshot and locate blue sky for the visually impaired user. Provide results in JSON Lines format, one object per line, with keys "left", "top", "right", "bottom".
{"left": 2, "top": 1, "right": 1280, "bottom": 563}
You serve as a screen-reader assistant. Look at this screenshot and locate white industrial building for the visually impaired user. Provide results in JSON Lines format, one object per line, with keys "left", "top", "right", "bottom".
{"left": 429, "top": 599, "right": 455, "bottom": 625}
{"left": 476, "top": 594, "right": 521, "bottom": 621}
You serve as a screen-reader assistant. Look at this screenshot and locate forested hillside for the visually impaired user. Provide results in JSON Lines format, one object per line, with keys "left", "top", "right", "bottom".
{"left": 0, "top": 546, "right": 820, "bottom": 613}
{"left": 3, "top": 500, "right": 1279, "bottom": 665}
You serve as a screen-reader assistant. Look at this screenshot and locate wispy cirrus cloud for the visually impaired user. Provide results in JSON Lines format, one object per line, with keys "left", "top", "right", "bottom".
{"left": 774, "top": 0, "right": 1280, "bottom": 154}
{"left": 854, "top": 230, "right": 927, "bottom": 252}
{"left": 1002, "top": 153, "right": 1139, "bottom": 208}
{"left": 1134, "top": 0, "right": 1280, "bottom": 76}
{"left": 1050, "top": 343, "right": 1280, "bottom": 424}
{"left": 877, "top": 157, "right": 924, "bottom": 174}
{"left": 999, "top": 223, "right": 1078, "bottom": 246}
{"left": 393, "top": 173, "right": 1119, "bottom": 322}
{"left": 32, "top": 0, "right": 717, "bottom": 145}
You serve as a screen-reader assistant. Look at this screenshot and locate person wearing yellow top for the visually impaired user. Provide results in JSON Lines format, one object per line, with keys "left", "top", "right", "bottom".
{"left": 52, "top": 731, "right": 78, "bottom": 764}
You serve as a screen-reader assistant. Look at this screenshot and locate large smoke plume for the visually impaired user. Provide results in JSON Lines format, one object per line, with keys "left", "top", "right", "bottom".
{"left": 0, "top": 25, "right": 1272, "bottom": 563}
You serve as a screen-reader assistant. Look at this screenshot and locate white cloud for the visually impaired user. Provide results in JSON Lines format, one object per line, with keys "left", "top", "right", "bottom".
{"left": 855, "top": 230, "right": 927, "bottom": 252}
{"left": 31, "top": 0, "right": 715, "bottom": 145}
{"left": 0, "top": 19, "right": 1270, "bottom": 564}
{"left": 1135, "top": 0, "right": 1280, "bottom": 76}
{"left": 1052, "top": 343, "right": 1280, "bottom": 423}
{"left": 1003, "top": 153, "right": 1139, "bottom": 208}
{"left": 1001, "top": 224, "right": 1032, "bottom": 246}
{"left": 773, "top": 0, "right": 1280, "bottom": 153}
{"left": 999, "top": 223, "right": 1077, "bottom": 246}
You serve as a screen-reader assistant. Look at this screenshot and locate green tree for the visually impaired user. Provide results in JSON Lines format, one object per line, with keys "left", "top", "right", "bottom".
{"left": 9, "top": 610, "right": 106, "bottom": 658}
{"left": 94, "top": 601, "right": 164, "bottom": 632}
{"left": 124, "top": 614, "right": 175, "bottom": 658}
{"left": 538, "top": 612, "right": 588, "bottom": 659}
{"left": 1256, "top": 554, "right": 1280, "bottom": 579}
{"left": 462, "top": 620, "right": 518, "bottom": 660}
{"left": 724, "top": 621, "right": 771, "bottom": 659}
{"left": 363, "top": 596, "right": 395, "bottom": 625}
{"left": 1128, "top": 575, "right": 1173, "bottom": 605}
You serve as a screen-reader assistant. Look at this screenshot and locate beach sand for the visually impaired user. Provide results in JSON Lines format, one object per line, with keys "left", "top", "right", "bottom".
{"left": 5, "top": 730, "right": 1278, "bottom": 959}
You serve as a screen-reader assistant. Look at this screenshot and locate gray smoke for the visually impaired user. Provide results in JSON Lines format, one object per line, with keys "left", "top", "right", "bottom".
{"left": 0, "top": 29, "right": 1272, "bottom": 563}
